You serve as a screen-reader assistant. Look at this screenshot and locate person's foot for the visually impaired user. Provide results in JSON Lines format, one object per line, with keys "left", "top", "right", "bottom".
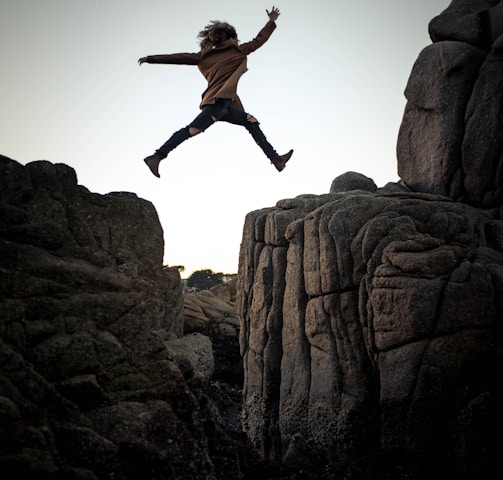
{"left": 271, "top": 149, "right": 293, "bottom": 172}
{"left": 144, "top": 153, "right": 162, "bottom": 178}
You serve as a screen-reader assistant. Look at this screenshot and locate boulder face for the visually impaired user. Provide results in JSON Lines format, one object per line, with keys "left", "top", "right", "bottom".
{"left": 237, "top": 2, "right": 503, "bottom": 477}
{"left": 238, "top": 184, "right": 503, "bottom": 476}
{"left": 184, "top": 280, "right": 243, "bottom": 384}
{"left": 0, "top": 155, "right": 255, "bottom": 479}
{"left": 398, "top": 0, "right": 503, "bottom": 208}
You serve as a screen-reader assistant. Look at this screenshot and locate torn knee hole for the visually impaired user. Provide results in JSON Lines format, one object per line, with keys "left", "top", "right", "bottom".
{"left": 189, "top": 127, "right": 202, "bottom": 136}
{"left": 246, "top": 114, "right": 258, "bottom": 123}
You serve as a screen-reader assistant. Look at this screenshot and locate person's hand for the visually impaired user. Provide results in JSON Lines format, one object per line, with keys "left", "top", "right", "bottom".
{"left": 138, "top": 57, "right": 147, "bottom": 65}
{"left": 266, "top": 6, "right": 280, "bottom": 22}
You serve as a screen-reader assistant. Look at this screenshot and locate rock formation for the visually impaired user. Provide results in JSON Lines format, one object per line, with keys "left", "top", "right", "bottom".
{"left": 184, "top": 280, "right": 242, "bottom": 384}
{"left": 237, "top": 1, "right": 503, "bottom": 478}
{"left": 3, "top": 2, "right": 503, "bottom": 479}
{"left": 399, "top": 0, "right": 503, "bottom": 208}
{"left": 0, "top": 155, "right": 256, "bottom": 479}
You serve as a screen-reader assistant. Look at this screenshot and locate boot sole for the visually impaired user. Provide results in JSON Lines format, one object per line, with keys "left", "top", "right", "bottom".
{"left": 144, "top": 157, "right": 161, "bottom": 178}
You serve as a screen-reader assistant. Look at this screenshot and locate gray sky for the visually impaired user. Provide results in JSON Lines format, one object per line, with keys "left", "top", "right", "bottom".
{"left": 1, "top": 0, "right": 450, "bottom": 277}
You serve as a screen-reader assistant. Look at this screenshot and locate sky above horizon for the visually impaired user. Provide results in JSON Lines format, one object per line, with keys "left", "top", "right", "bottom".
{"left": 1, "top": 0, "right": 450, "bottom": 278}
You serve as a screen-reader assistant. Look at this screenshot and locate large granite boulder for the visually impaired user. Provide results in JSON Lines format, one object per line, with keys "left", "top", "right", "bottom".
{"left": 398, "top": 0, "right": 503, "bottom": 209}
{"left": 0, "top": 155, "right": 255, "bottom": 479}
{"left": 237, "top": 1, "right": 503, "bottom": 477}
{"left": 237, "top": 180, "right": 503, "bottom": 478}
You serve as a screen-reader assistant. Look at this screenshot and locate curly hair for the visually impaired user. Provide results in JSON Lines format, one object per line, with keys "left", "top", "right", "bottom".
{"left": 198, "top": 21, "right": 238, "bottom": 48}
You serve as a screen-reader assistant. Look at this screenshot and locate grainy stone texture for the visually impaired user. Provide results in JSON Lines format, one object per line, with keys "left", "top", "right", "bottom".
{"left": 0, "top": 155, "right": 256, "bottom": 480}
{"left": 238, "top": 181, "right": 503, "bottom": 478}
{"left": 4, "top": 2, "right": 503, "bottom": 479}
{"left": 238, "top": 1, "right": 503, "bottom": 476}
{"left": 398, "top": 0, "right": 503, "bottom": 209}
{"left": 184, "top": 280, "right": 243, "bottom": 384}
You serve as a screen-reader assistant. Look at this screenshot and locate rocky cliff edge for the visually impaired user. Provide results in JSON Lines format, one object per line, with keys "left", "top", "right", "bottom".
{"left": 237, "top": 1, "right": 503, "bottom": 477}
{"left": 0, "top": 155, "right": 255, "bottom": 479}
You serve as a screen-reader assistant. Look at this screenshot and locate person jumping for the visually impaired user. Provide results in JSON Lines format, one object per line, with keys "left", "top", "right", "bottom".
{"left": 138, "top": 6, "right": 293, "bottom": 178}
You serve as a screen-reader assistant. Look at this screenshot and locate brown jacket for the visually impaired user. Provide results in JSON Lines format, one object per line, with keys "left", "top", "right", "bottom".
{"left": 145, "top": 20, "right": 277, "bottom": 111}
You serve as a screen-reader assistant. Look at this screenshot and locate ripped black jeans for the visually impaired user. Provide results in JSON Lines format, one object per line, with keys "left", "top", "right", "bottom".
{"left": 156, "top": 98, "right": 279, "bottom": 160}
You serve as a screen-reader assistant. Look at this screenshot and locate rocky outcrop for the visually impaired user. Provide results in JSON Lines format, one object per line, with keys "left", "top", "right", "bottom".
{"left": 5, "top": 2, "right": 503, "bottom": 479}
{"left": 238, "top": 181, "right": 503, "bottom": 476}
{"left": 398, "top": 0, "right": 503, "bottom": 208}
{"left": 0, "top": 155, "right": 255, "bottom": 479}
{"left": 237, "top": 2, "right": 503, "bottom": 478}
{"left": 184, "top": 280, "right": 242, "bottom": 384}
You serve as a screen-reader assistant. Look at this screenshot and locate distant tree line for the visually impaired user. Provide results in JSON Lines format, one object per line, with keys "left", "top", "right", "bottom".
{"left": 186, "top": 269, "right": 223, "bottom": 291}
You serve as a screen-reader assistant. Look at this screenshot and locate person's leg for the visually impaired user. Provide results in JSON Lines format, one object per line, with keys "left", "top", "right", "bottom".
{"left": 144, "top": 101, "right": 230, "bottom": 177}
{"left": 143, "top": 126, "right": 190, "bottom": 178}
{"left": 222, "top": 106, "right": 293, "bottom": 172}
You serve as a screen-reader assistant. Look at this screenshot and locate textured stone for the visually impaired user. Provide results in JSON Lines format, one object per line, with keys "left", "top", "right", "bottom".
{"left": 0, "top": 155, "right": 256, "bottom": 479}
{"left": 329, "top": 171, "right": 377, "bottom": 194}
{"left": 429, "top": 0, "right": 503, "bottom": 48}
{"left": 462, "top": 38, "right": 503, "bottom": 206}
{"left": 399, "top": 0, "right": 503, "bottom": 208}
{"left": 237, "top": 182, "right": 503, "bottom": 477}
{"left": 397, "top": 41, "right": 485, "bottom": 198}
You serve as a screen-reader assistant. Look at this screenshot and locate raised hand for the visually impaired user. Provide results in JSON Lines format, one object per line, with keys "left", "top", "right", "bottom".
{"left": 266, "top": 6, "right": 280, "bottom": 22}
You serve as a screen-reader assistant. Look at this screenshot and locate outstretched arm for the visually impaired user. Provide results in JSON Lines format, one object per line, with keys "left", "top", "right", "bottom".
{"left": 266, "top": 6, "right": 280, "bottom": 22}
{"left": 138, "top": 53, "right": 200, "bottom": 66}
{"left": 238, "top": 6, "right": 279, "bottom": 55}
